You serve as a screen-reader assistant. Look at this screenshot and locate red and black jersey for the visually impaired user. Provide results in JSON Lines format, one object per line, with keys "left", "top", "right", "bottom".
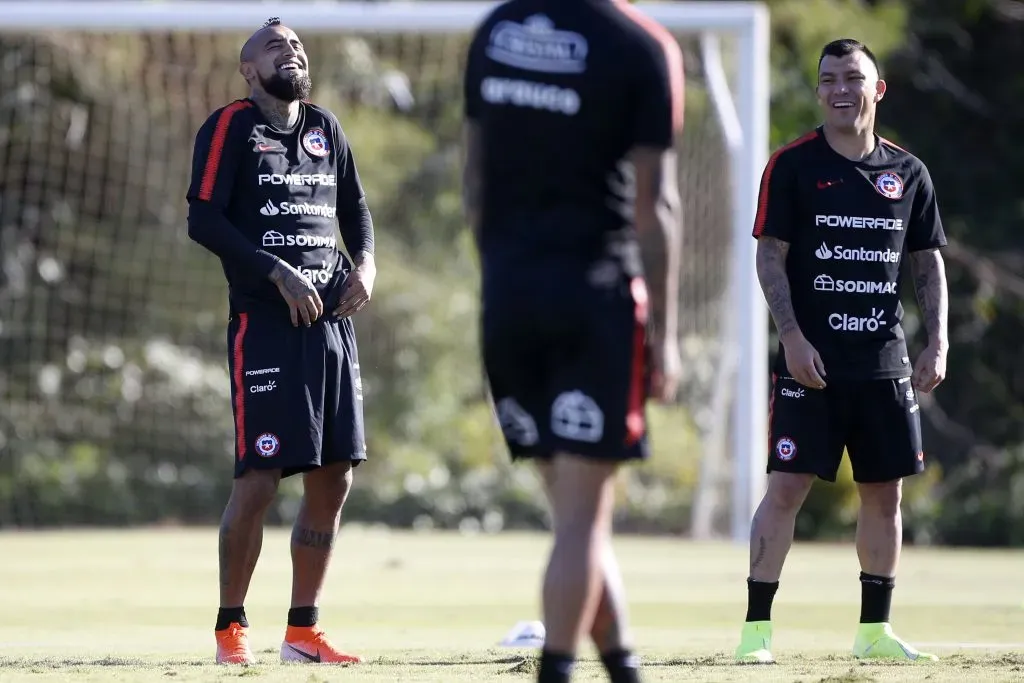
{"left": 186, "top": 99, "right": 370, "bottom": 316}
{"left": 754, "top": 127, "right": 947, "bottom": 379}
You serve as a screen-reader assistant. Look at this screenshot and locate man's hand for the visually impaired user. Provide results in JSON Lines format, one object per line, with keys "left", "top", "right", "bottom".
{"left": 333, "top": 252, "right": 376, "bottom": 319}
{"left": 781, "top": 330, "right": 827, "bottom": 389}
{"left": 269, "top": 261, "right": 323, "bottom": 327}
{"left": 912, "top": 341, "right": 947, "bottom": 394}
{"left": 649, "top": 334, "right": 682, "bottom": 403}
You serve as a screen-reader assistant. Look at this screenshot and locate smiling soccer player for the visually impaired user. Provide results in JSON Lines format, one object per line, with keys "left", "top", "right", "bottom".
{"left": 186, "top": 17, "right": 375, "bottom": 666}
{"left": 736, "top": 38, "right": 949, "bottom": 664}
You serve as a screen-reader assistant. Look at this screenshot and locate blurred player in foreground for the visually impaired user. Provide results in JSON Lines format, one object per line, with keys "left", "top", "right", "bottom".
{"left": 737, "top": 38, "right": 948, "bottom": 664}
{"left": 462, "top": 1, "right": 684, "bottom": 681}
{"left": 186, "top": 17, "right": 375, "bottom": 666}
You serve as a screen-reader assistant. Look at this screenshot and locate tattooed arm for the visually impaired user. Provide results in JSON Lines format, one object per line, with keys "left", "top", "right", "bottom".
{"left": 756, "top": 236, "right": 827, "bottom": 388}
{"left": 908, "top": 248, "right": 949, "bottom": 392}
{"left": 755, "top": 237, "right": 799, "bottom": 340}
{"left": 909, "top": 248, "right": 949, "bottom": 347}
{"left": 905, "top": 162, "right": 949, "bottom": 392}
{"left": 269, "top": 261, "right": 323, "bottom": 327}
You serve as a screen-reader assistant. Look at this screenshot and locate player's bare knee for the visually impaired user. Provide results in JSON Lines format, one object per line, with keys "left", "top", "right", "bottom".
{"left": 858, "top": 479, "right": 902, "bottom": 517}
{"left": 230, "top": 470, "right": 280, "bottom": 514}
{"left": 764, "top": 472, "right": 815, "bottom": 512}
{"left": 303, "top": 461, "right": 354, "bottom": 513}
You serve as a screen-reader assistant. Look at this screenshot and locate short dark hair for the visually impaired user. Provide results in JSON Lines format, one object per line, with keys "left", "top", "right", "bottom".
{"left": 261, "top": 16, "right": 282, "bottom": 29}
{"left": 818, "top": 38, "right": 881, "bottom": 77}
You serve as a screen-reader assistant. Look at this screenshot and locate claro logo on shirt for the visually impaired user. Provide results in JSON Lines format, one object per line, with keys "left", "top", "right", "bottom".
{"left": 829, "top": 308, "right": 887, "bottom": 332}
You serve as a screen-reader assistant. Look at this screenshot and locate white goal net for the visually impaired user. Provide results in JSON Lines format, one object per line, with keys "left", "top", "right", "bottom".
{"left": 0, "top": 1, "right": 768, "bottom": 540}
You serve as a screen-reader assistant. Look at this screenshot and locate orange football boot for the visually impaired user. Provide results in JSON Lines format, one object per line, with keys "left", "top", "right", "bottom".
{"left": 215, "top": 622, "right": 256, "bottom": 665}
{"left": 280, "top": 625, "right": 362, "bottom": 664}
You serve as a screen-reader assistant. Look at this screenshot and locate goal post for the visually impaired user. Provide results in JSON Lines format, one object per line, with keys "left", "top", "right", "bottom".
{"left": 0, "top": 1, "right": 769, "bottom": 541}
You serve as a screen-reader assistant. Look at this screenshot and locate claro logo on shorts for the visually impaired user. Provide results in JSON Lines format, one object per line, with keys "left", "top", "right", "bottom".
{"left": 250, "top": 380, "right": 276, "bottom": 394}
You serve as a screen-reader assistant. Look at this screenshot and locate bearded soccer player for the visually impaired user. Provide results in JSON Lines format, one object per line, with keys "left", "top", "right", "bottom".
{"left": 735, "top": 38, "right": 948, "bottom": 664}
{"left": 462, "top": 1, "right": 684, "bottom": 681}
{"left": 185, "top": 18, "right": 375, "bottom": 666}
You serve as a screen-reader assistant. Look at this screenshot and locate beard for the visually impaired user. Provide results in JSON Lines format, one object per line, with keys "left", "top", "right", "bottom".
{"left": 260, "top": 70, "right": 312, "bottom": 102}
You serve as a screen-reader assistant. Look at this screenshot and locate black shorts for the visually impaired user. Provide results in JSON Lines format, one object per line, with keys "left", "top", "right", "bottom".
{"left": 482, "top": 276, "right": 651, "bottom": 463}
{"left": 226, "top": 311, "right": 366, "bottom": 479}
{"left": 767, "top": 375, "right": 924, "bottom": 483}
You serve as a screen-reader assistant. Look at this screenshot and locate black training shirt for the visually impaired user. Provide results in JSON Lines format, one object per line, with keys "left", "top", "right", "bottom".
{"left": 463, "top": 0, "right": 683, "bottom": 278}
{"left": 753, "top": 126, "right": 947, "bottom": 380}
{"left": 186, "top": 99, "right": 372, "bottom": 317}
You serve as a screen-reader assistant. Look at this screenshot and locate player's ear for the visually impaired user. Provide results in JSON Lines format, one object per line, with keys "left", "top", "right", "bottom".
{"left": 239, "top": 62, "right": 254, "bottom": 83}
{"left": 874, "top": 78, "right": 887, "bottom": 103}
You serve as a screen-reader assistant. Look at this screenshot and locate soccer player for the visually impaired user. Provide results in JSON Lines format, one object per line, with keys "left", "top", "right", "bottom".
{"left": 735, "top": 38, "right": 948, "bottom": 663}
{"left": 185, "top": 17, "right": 375, "bottom": 666}
{"left": 462, "top": 2, "right": 684, "bottom": 682}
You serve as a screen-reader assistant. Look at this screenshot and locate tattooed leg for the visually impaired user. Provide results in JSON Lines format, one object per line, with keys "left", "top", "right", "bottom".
{"left": 219, "top": 470, "right": 281, "bottom": 607}
{"left": 290, "top": 462, "right": 354, "bottom": 609}
{"left": 748, "top": 473, "right": 815, "bottom": 582}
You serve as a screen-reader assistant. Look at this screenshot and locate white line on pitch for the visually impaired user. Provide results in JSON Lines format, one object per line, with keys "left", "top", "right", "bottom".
{"left": 917, "top": 642, "right": 1024, "bottom": 649}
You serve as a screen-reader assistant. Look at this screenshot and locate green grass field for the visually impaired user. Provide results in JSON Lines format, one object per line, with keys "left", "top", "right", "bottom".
{"left": 1, "top": 528, "right": 1022, "bottom": 682}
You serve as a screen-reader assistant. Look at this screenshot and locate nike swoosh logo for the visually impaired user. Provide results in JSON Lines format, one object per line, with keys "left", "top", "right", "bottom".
{"left": 286, "top": 644, "right": 321, "bottom": 662}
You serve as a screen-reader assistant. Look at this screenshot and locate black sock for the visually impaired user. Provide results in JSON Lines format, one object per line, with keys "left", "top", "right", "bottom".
{"left": 745, "top": 578, "right": 779, "bottom": 622}
{"left": 287, "top": 606, "right": 319, "bottom": 627}
{"left": 600, "top": 649, "right": 641, "bottom": 683}
{"left": 859, "top": 572, "right": 894, "bottom": 623}
{"left": 537, "top": 650, "right": 575, "bottom": 683}
{"left": 215, "top": 606, "right": 247, "bottom": 631}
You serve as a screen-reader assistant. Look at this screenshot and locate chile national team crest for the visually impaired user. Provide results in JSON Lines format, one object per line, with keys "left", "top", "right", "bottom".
{"left": 874, "top": 172, "right": 904, "bottom": 200}
{"left": 775, "top": 437, "right": 797, "bottom": 462}
{"left": 255, "top": 432, "right": 280, "bottom": 458}
{"left": 302, "top": 128, "right": 330, "bottom": 157}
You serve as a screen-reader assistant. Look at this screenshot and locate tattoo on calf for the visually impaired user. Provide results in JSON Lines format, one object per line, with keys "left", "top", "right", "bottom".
{"left": 292, "top": 526, "right": 336, "bottom": 550}
{"left": 751, "top": 536, "right": 767, "bottom": 571}
{"left": 218, "top": 523, "right": 231, "bottom": 588}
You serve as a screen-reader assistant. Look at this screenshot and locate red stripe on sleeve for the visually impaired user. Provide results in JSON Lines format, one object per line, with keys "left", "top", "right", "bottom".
{"left": 232, "top": 312, "right": 249, "bottom": 460}
{"left": 613, "top": 0, "right": 685, "bottom": 133}
{"left": 198, "top": 100, "right": 252, "bottom": 202}
{"left": 879, "top": 136, "right": 910, "bottom": 154}
{"left": 752, "top": 131, "right": 818, "bottom": 237}
{"left": 625, "top": 277, "right": 649, "bottom": 446}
